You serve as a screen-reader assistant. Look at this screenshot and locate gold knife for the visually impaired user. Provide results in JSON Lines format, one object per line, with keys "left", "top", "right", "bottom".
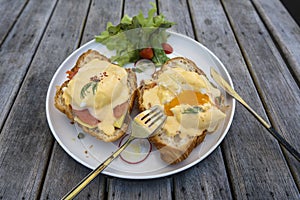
{"left": 210, "top": 68, "right": 300, "bottom": 162}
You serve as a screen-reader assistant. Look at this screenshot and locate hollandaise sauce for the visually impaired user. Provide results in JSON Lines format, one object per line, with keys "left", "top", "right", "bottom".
{"left": 62, "top": 59, "right": 130, "bottom": 135}
{"left": 164, "top": 90, "right": 210, "bottom": 116}
{"left": 142, "top": 67, "right": 226, "bottom": 137}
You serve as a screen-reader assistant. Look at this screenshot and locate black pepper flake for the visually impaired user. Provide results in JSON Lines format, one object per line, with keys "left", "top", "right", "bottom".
{"left": 90, "top": 75, "right": 101, "bottom": 82}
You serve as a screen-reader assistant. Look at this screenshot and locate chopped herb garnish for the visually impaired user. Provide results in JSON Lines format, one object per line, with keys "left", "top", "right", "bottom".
{"left": 182, "top": 106, "right": 204, "bottom": 114}
{"left": 80, "top": 73, "right": 107, "bottom": 99}
{"left": 80, "top": 82, "right": 98, "bottom": 99}
{"left": 92, "top": 82, "right": 98, "bottom": 95}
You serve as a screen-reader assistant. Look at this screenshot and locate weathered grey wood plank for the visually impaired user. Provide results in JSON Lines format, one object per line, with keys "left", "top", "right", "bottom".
{"left": 158, "top": 0, "right": 195, "bottom": 37}
{"left": 41, "top": 0, "right": 124, "bottom": 199}
{"left": 34, "top": 0, "right": 107, "bottom": 199}
{"left": 0, "top": 0, "right": 91, "bottom": 199}
{"left": 0, "top": 0, "right": 56, "bottom": 130}
{"left": 222, "top": 0, "right": 300, "bottom": 177}
{"left": 159, "top": 0, "right": 233, "bottom": 199}
{"left": 0, "top": 0, "right": 28, "bottom": 45}
{"left": 123, "top": 0, "right": 149, "bottom": 16}
{"left": 107, "top": 178, "right": 172, "bottom": 200}
{"left": 173, "top": 149, "right": 232, "bottom": 199}
{"left": 252, "top": 0, "right": 300, "bottom": 83}
{"left": 189, "top": 0, "right": 299, "bottom": 199}
{"left": 41, "top": 143, "right": 106, "bottom": 200}
{"left": 80, "top": 0, "right": 123, "bottom": 45}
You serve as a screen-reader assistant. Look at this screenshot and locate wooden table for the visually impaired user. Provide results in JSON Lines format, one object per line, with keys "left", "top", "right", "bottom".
{"left": 1, "top": 0, "right": 299, "bottom": 199}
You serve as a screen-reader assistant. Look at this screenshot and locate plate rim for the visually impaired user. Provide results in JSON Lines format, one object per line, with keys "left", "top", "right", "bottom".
{"left": 46, "top": 31, "right": 236, "bottom": 179}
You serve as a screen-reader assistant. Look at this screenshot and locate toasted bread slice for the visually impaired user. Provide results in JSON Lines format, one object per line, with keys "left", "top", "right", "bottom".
{"left": 55, "top": 49, "right": 137, "bottom": 142}
{"left": 153, "top": 57, "right": 205, "bottom": 79}
{"left": 137, "top": 57, "right": 225, "bottom": 164}
{"left": 150, "top": 127, "right": 207, "bottom": 164}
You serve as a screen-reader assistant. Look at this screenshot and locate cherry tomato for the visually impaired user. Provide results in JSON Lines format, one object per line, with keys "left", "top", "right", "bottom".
{"left": 162, "top": 43, "right": 173, "bottom": 54}
{"left": 139, "top": 48, "right": 154, "bottom": 59}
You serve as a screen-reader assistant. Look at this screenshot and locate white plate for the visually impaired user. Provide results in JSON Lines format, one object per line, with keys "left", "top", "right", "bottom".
{"left": 46, "top": 31, "right": 235, "bottom": 179}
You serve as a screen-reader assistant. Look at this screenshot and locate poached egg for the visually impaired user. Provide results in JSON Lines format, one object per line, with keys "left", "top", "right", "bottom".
{"left": 62, "top": 59, "right": 130, "bottom": 135}
{"left": 142, "top": 67, "right": 226, "bottom": 138}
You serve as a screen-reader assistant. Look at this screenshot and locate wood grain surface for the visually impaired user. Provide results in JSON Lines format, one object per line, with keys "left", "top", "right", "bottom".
{"left": 252, "top": 0, "right": 300, "bottom": 83}
{"left": 190, "top": 0, "right": 298, "bottom": 199}
{"left": 222, "top": 0, "right": 300, "bottom": 188}
{"left": 0, "top": 0, "right": 56, "bottom": 129}
{"left": 0, "top": 0, "right": 299, "bottom": 199}
{"left": 0, "top": 0, "right": 28, "bottom": 45}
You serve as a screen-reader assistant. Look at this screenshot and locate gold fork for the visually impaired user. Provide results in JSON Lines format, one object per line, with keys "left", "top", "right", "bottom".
{"left": 62, "top": 105, "right": 166, "bottom": 199}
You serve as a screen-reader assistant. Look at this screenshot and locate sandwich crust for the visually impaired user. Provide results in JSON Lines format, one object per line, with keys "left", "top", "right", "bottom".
{"left": 54, "top": 49, "right": 137, "bottom": 142}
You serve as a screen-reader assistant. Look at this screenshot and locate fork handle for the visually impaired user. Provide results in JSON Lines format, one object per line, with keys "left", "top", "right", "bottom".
{"left": 62, "top": 136, "right": 135, "bottom": 200}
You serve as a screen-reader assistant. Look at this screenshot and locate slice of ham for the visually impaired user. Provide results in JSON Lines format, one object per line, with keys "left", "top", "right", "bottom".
{"left": 73, "top": 102, "right": 128, "bottom": 126}
{"left": 113, "top": 102, "right": 128, "bottom": 118}
{"left": 73, "top": 109, "right": 99, "bottom": 126}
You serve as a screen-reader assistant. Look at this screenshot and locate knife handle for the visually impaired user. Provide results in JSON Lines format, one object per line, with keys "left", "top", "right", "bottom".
{"left": 244, "top": 102, "right": 300, "bottom": 162}
{"left": 267, "top": 127, "right": 300, "bottom": 162}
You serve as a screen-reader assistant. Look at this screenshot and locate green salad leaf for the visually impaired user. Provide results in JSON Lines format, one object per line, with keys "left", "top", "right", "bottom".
{"left": 152, "top": 48, "right": 169, "bottom": 66}
{"left": 95, "top": 2, "right": 175, "bottom": 66}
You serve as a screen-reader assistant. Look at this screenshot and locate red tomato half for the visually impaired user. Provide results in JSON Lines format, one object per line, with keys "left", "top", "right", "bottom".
{"left": 162, "top": 43, "right": 173, "bottom": 54}
{"left": 139, "top": 48, "right": 154, "bottom": 59}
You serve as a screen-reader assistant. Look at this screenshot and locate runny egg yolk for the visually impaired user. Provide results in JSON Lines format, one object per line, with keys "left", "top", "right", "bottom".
{"left": 164, "top": 90, "right": 210, "bottom": 116}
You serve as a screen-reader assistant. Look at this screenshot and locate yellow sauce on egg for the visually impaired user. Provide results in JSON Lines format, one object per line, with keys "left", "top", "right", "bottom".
{"left": 164, "top": 90, "right": 210, "bottom": 116}
{"left": 142, "top": 67, "right": 226, "bottom": 137}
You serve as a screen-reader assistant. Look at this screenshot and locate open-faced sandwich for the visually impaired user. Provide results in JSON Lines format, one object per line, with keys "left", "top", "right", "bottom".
{"left": 137, "top": 57, "right": 226, "bottom": 164}
{"left": 55, "top": 50, "right": 137, "bottom": 142}
{"left": 54, "top": 49, "right": 226, "bottom": 164}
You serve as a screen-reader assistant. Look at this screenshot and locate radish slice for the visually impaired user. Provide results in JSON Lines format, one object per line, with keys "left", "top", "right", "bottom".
{"left": 134, "top": 59, "right": 155, "bottom": 71}
{"left": 118, "top": 134, "right": 152, "bottom": 164}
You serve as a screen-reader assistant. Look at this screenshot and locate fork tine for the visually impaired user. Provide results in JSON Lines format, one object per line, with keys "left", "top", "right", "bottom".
{"left": 142, "top": 106, "right": 163, "bottom": 122}
{"left": 148, "top": 113, "right": 166, "bottom": 127}
{"left": 131, "top": 105, "right": 166, "bottom": 138}
{"left": 140, "top": 106, "right": 159, "bottom": 121}
{"left": 144, "top": 108, "right": 161, "bottom": 124}
{"left": 142, "top": 106, "right": 166, "bottom": 128}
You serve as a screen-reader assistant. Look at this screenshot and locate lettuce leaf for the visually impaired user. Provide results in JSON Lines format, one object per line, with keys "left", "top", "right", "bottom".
{"left": 95, "top": 2, "right": 175, "bottom": 66}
